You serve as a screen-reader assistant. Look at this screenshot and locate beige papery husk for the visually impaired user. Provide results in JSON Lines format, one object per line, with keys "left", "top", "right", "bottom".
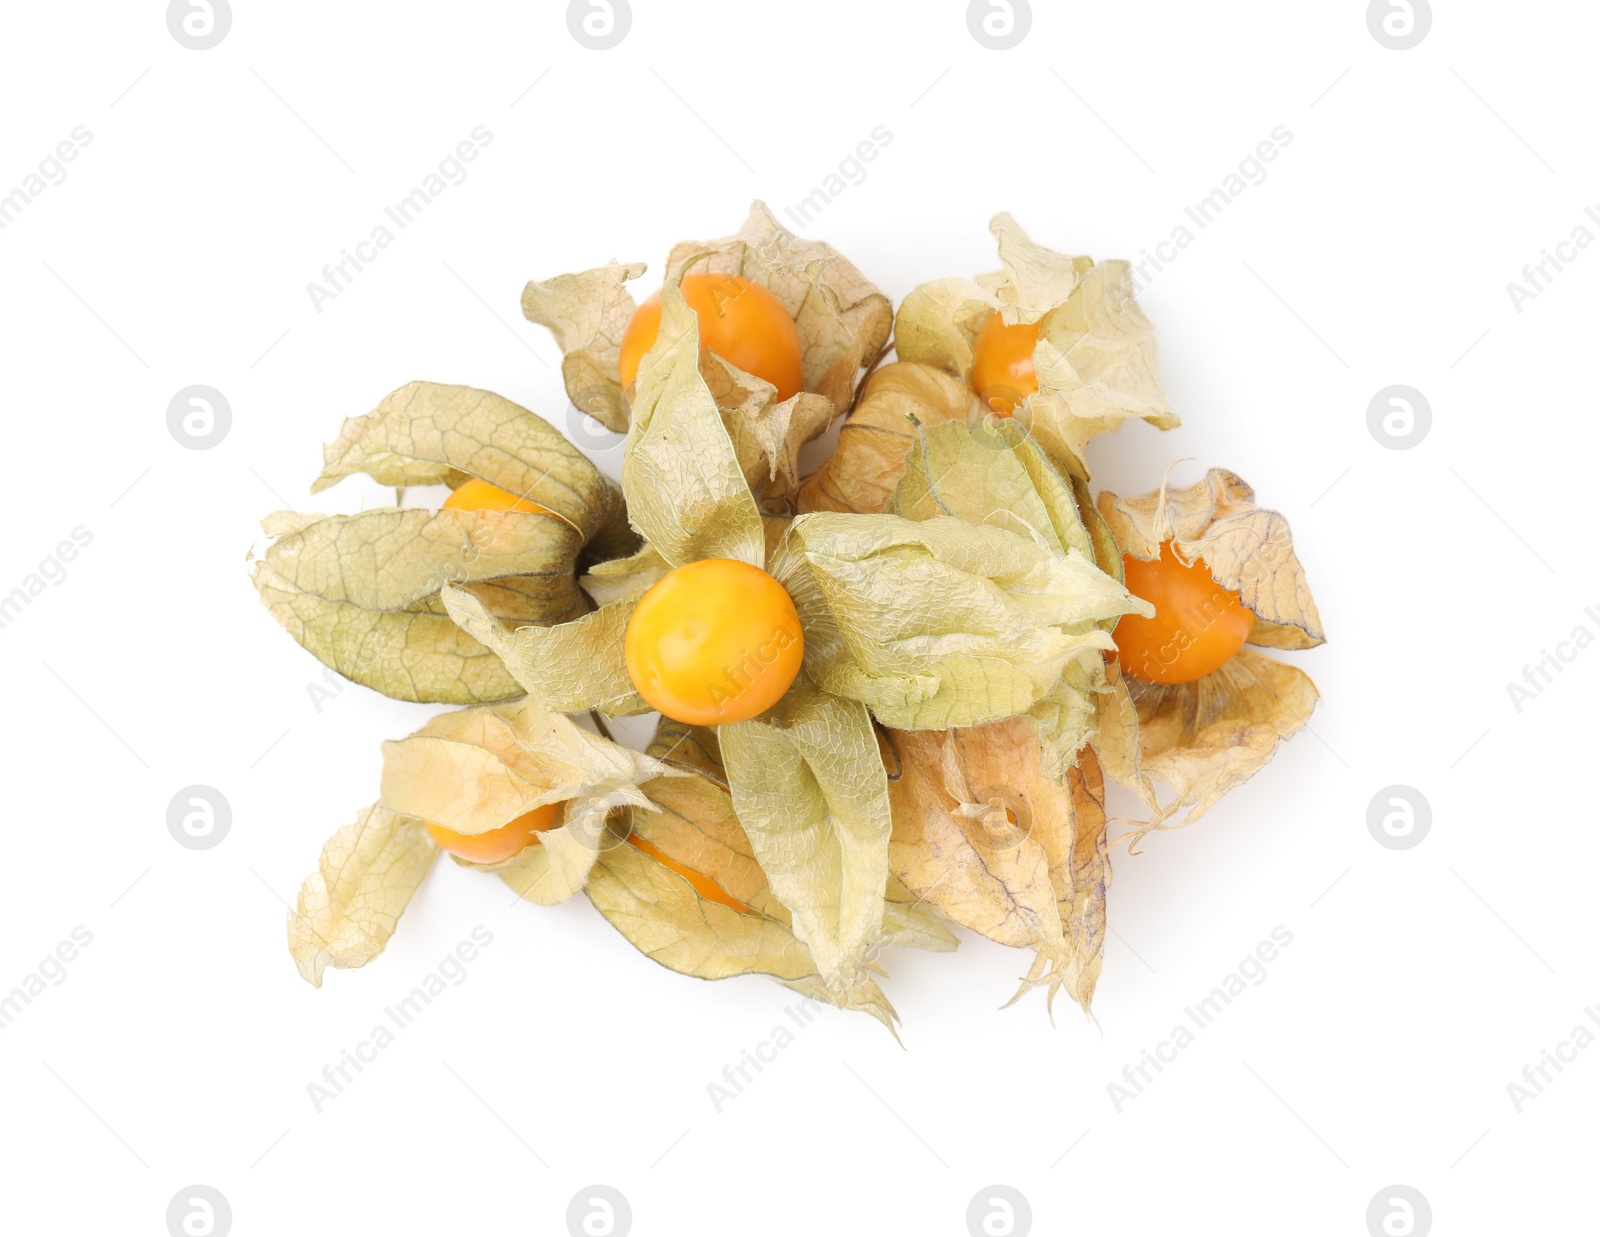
{"left": 521, "top": 200, "right": 893, "bottom": 511}
{"left": 1092, "top": 468, "right": 1326, "bottom": 841}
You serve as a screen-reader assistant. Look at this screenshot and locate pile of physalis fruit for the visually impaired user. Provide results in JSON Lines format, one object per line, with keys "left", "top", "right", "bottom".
{"left": 254, "top": 203, "right": 1324, "bottom": 1030}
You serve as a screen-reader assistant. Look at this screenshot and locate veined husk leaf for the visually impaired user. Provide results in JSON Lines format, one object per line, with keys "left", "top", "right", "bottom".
{"left": 888, "top": 417, "right": 1143, "bottom": 774}
{"left": 797, "top": 362, "right": 985, "bottom": 516}
{"left": 256, "top": 382, "right": 635, "bottom": 702}
{"left": 312, "top": 381, "right": 630, "bottom": 553}
{"left": 1097, "top": 468, "right": 1325, "bottom": 650}
{"left": 440, "top": 584, "right": 647, "bottom": 716}
{"left": 580, "top": 541, "right": 672, "bottom": 608}
{"left": 521, "top": 262, "right": 648, "bottom": 433}
{"left": 664, "top": 200, "right": 892, "bottom": 416}
{"left": 253, "top": 507, "right": 588, "bottom": 703}
{"left": 893, "top": 214, "right": 1177, "bottom": 472}
{"left": 623, "top": 262, "right": 765, "bottom": 569}
{"left": 772, "top": 512, "right": 1144, "bottom": 731}
{"left": 378, "top": 697, "right": 672, "bottom": 905}
{"left": 577, "top": 518, "right": 791, "bottom": 612}
{"left": 889, "top": 417, "right": 1097, "bottom": 559}
{"left": 288, "top": 805, "right": 437, "bottom": 987}
{"left": 884, "top": 721, "right": 1109, "bottom": 1013}
{"left": 586, "top": 720, "right": 915, "bottom": 1028}
{"left": 717, "top": 676, "right": 895, "bottom": 1006}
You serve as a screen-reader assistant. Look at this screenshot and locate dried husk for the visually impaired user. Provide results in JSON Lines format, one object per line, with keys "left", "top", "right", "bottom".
{"left": 287, "top": 698, "right": 670, "bottom": 986}
{"left": 313, "top": 381, "right": 629, "bottom": 550}
{"left": 771, "top": 511, "right": 1144, "bottom": 732}
{"left": 586, "top": 721, "right": 949, "bottom": 1028}
{"left": 623, "top": 264, "right": 766, "bottom": 569}
{"left": 378, "top": 697, "right": 672, "bottom": 905}
{"left": 1094, "top": 469, "right": 1324, "bottom": 832}
{"left": 254, "top": 507, "right": 588, "bottom": 704}
{"left": 521, "top": 261, "right": 648, "bottom": 433}
{"left": 254, "top": 383, "right": 631, "bottom": 703}
{"left": 1097, "top": 468, "right": 1325, "bottom": 650}
{"left": 893, "top": 213, "right": 1178, "bottom": 474}
{"left": 702, "top": 354, "right": 836, "bottom": 509}
{"left": 885, "top": 722, "right": 1109, "bottom": 1014}
{"left": 522, "top": 202, "right": 889, "bottom": 483}
{"left": 719, "top": 675, "right": 896, "bottom": 1005}
{"left": 888, "top": 417, "right": 1146, "bottom": 774}
{"left": 442, "top": 585, "right": 648, "bottom": 716}
{"left": 797, "top": 362, "right": 985, "bottom": 515}
{"left": 288, "top": 805, "right": 436, "bottom": 987}
{"left": 664, "top": 201, "right": 892, "bottom": 418}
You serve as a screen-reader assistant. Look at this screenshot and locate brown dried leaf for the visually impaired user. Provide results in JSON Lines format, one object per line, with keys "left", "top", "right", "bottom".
{"left": 521, "top": 262, "right": 648, "bottom": 432}
{"left": 884, "top": 720, "right": 1108, "bottom": 1013}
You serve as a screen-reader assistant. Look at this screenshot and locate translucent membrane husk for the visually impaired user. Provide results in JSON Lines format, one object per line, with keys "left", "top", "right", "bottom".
{"left": 893, "top": 213, "right": 1179, "bottom": 477}
{"left": 252, "top": 382, "right": 632, "bottom": 703}
{"left": 1092, "top": 469, "right": 1324, "bottom": 836}
{"left": 289, "top": 697, "right": 669, "bottom": 986}
{"left": 267, "top": 207, "right": 1327, "bottom": 1028}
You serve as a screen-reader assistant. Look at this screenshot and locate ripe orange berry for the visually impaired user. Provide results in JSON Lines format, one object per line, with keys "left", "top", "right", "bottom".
{"left": 970, "top": 311, "right": 1042, "bottom": 414}
{"left": 441, "top": 477, "right": 552, "bottom": 515}
{"left": 623, "top": 558, "right": 804, "bottom": 726}
{"left": 425, "top": 803, "right": 561, "bottom": 864}
{"left": 1113, "top": 542, "right": 1255, "bottom": 685}
{"left": 618, "top": 273, "right": 804, "bottom": 401}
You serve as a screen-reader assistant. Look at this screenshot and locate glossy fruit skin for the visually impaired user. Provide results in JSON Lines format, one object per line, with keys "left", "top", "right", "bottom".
{"left": 624, "top": 558, "right": 804, "bottom": 726}
{"left": 425, "top": 803, "right": 560, "bottom": 864}
{"left": 618, "top": 274, "right": 804, "bottom": 401}
{"left": 970, "top": 312, "right": 1042, "bottom": 413}
{"left": 1113, "top": 542, "right": 1255, "bottom": 685}
{"left": 441, "top": 477, "right": 551, "bottom": 515}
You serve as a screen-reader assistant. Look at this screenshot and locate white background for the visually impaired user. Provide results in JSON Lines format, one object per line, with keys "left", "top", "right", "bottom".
{"left": 2, "top": 1, "right": 1594, "bottom": 1233}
